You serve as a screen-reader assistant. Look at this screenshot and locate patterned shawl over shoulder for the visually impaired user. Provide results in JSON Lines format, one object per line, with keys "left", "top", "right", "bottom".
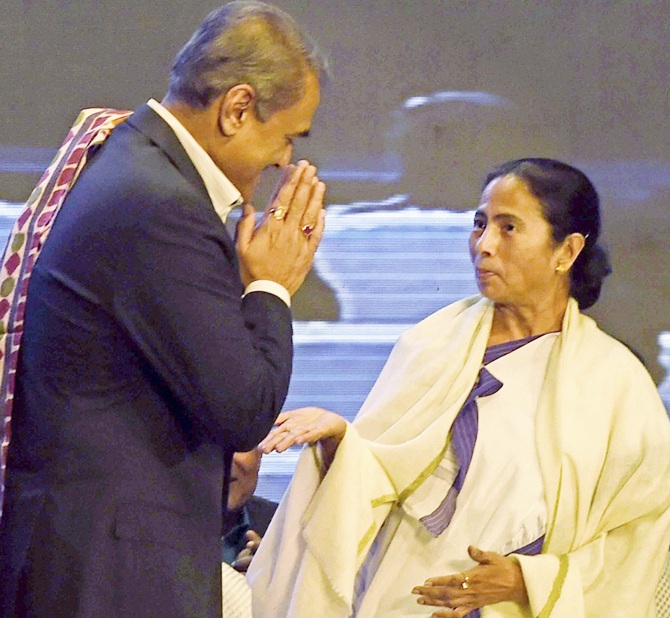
{"left": 0, "top": 108, "right": 131, "bottom": 519}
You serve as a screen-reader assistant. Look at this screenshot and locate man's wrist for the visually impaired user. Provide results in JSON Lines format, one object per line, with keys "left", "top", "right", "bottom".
{"left": 243, "top": 280, "right": 291, "bottom": 307}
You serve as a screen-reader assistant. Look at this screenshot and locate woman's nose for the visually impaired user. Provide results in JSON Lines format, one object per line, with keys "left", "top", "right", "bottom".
{"left": 474, "top": 227, "right": 496, "bottom": 256}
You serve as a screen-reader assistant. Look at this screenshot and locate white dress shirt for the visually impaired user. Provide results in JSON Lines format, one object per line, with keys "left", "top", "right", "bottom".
{"left": 147, "top": 99, "right": 291, "bottom": 307}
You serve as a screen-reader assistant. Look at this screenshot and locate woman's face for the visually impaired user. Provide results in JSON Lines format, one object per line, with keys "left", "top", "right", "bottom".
{"left": 469, "top": 174, "right": 568, "bottom": 309}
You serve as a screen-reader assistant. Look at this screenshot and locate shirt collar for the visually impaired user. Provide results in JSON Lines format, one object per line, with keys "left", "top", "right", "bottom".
{"left": 147, "top": 99, "right": 243, "bottom": 222}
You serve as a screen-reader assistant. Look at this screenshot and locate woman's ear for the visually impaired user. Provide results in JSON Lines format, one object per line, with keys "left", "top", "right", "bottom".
{"left": 218, "top": 84, "right": 256, "bottom": 137}
{"left": 556, "top": 232, "right": 586, "bottom": 273}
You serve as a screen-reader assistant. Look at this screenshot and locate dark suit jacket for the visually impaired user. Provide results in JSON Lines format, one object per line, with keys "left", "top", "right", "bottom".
{"left": 0, "top": 105, "right": 293, "bottom": 618}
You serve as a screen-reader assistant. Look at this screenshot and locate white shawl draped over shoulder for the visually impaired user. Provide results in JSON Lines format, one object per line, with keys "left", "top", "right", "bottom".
{"left": 248, "top": 296, "right": 670, "bottom": 617}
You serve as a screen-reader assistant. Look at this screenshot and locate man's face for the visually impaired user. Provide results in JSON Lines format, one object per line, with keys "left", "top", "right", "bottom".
{"left": 218, "top": 71, "right": 321, "bottom": 202}
{"left": 227, "top": 448, "right": 262, "bottom": 512}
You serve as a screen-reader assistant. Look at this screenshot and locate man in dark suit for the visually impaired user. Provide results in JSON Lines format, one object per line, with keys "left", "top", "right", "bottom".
{"left": 0, "top": 2, "right": 326, "bottom": 617}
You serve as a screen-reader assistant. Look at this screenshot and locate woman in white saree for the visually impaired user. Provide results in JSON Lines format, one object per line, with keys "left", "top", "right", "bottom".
{"left": 248, "top": 158, "right": 670, "bottom": 617}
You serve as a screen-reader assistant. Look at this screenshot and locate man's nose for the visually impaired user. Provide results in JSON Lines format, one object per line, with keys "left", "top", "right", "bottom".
{"left": 278, "top": 144, "right": 294, "bottom": 169}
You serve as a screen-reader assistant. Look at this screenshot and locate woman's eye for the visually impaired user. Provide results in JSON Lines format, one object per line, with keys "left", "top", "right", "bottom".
{"left": 503, "top": 223, "right": 515, "bottom": 233}
{"left": 473, "top": 219, "right": 486, "bottom": 230}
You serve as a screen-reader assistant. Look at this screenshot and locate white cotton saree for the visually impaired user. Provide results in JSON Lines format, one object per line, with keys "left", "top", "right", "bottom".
{"left": 248, "top": 297, "right": 670, "bottom": 617}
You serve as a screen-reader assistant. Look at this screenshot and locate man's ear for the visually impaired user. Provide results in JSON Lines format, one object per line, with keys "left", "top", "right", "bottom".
{"left": 556, "top": 232, "right": 586, "bottom": 273}
{"left": 218, "top": 84, "right": 256, "bottom": 137}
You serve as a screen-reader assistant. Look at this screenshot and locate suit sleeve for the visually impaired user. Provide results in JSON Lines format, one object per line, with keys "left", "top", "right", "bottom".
{"left": 111, "top": 186, "right": 292, "bottom": 451}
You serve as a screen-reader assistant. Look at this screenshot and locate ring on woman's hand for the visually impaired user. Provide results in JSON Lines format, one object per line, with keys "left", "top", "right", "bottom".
{"left": 461, "top": 575, "right": 469, "bottom": 590}
{"left": 301, "top": 224, "right": 314, "bottom": 237}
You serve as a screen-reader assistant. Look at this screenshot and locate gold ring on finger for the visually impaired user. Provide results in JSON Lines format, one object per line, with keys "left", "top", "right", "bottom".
{"left": 301, "top": 224, "right": 314, "bottom": 237}
{"left": 461, "top": 575, "right": 469, "bottom": 590}
{"left": 272, "top": 207, "right": 287, "bottom": 221}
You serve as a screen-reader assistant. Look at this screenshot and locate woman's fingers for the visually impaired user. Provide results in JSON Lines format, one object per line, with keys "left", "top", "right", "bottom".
{"left": 412, "top": 572, "right": 475, "bottom": 610}
{"left": 431, "top": 607, "right": 476, "bottom": 618}
{"left": 412, "top": 549, "right": 528, "bottom": 610}
{"left": 259, "top": 407, "right": 345, "bottom": 453}
{"left": 259, "top": 426, "right": 299, "bottom": 453}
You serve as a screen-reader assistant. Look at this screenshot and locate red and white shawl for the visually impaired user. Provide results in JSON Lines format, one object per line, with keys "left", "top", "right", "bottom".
{"left": 0, "top": 108, "right": 131, "bottom": 519}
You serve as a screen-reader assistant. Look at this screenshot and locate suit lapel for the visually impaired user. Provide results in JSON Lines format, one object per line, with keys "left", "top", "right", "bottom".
{"left": 125, "top": 103, "right": 241, "bottom": 272}
{"left": 126, "top": 103, "right": 211, "bottom": 205}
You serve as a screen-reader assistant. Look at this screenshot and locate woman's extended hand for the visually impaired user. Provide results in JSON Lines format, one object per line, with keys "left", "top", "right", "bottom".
{"left": 259, "top": 407, "right": 347, "bottom": 454}
{"left": 411, "top": 546, "right": 528, "bottom": 617}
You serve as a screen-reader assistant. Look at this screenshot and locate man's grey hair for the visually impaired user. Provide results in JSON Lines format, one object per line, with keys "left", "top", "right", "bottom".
{"left": 167, "top": 1, "right": 328, "bottom": 121}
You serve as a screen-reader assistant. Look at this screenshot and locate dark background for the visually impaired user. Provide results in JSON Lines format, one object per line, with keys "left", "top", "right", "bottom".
{"left": 1, "top": 0, "right": 669, "bottom": 383}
